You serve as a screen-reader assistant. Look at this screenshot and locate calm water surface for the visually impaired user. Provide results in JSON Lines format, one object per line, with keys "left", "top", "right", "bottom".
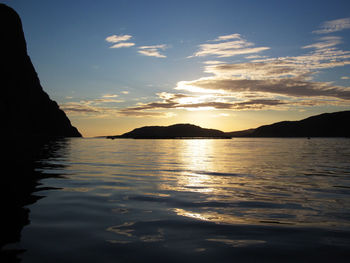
{"left": 9, "top": 138, "right": 350, "bottom": 262}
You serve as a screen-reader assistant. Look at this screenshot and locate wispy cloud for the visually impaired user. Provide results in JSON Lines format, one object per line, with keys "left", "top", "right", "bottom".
{"left": 60, "top": 94, "right": 124, "bottom": 117}
{"left": 102, "top": 94, "right": 118, "bottom": 98}
{"left": 60, "top": 96, "right": 174, "bottom": 118}
{"left": 203, "top": 61, "right": 305, "bottom": 79}
{"left": 313, "top": 17, "right": 350, "bottom": 34}
{"left": 110, "top": 42, "right": 135, "bottom": 48}
{"left": 212, "top": 34, "right": 241, "bottom": 41}
{"left": 245, "top": 55, "right": 268, "bottom": 59}
{"left": 118, "top": 92, "right": 288, "bottom": 113}
{"left": 60, "top": 102, "right": 102, "bottom": 114}
{"left": 94, "top": 98, "right": 124, "bottom": 103}
{"left": 302, "top": 36, "right": 342, "bottom": 49}
{"left": 203, "top": 60, "right": 225, "bottom": 65}
{"left": 138, "top": 44, "right": 167, "bottom": 58}
{"left": 105, "top": 34, "right": 132, "bottom": 43}
{"left": 83, "top": 26, "right": 350, "bottom": 118}
{"left": 118, "top": 30, "right": 350, "bottom": 116}
{"left": 190, "top": 34, "right": 269, "bottom": 58}
{"left": 176, "top": 77, "right": 350, "bottom": 100}
{"left": 176, "top": 34, "right": 350, "bottom": 102}
{"left": 106, "top": 34, "right": 135, "bottom": 48}
{"left": 118, "top": 110, "right": 175, "bottom": 118}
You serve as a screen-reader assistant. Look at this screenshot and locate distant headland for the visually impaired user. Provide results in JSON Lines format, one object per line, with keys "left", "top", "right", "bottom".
{"left": 106, "top": 111, "right": 350, "bottom": 139}
{"left": 230, "top": 110, "right": 350, "bottom": 138}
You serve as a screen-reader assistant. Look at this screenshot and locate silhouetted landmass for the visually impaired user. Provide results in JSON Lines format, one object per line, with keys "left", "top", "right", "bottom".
{"left": 0, "top": 4, "right": 81, "bottom": 137}
{"left": 228, "top": 111, "right": 350, "bottom": 137}
{"left": 225, "top": 128, "right": 255, "bottom": 137}
{"left": 0, "top": 5, "right": 80, "bottom": 261}
{"left": 106, "top": 111, "right": 350, "bottom": 139}
{"left": 107, "top": 124, "right": 231, "bottom": 139}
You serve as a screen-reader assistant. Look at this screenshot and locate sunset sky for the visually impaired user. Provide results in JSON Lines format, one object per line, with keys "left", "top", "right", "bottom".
{"left": 3, "top": 0, "right": 350, "bottom": 137}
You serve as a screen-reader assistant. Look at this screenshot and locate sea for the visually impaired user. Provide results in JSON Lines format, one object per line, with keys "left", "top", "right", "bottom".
{"left": 2, "top": 138, "right": 350, "bottom": 262}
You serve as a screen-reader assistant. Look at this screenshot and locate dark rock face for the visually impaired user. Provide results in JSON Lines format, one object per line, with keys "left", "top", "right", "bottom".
{"left": 109, "top": 124, "right": 230, "bottom": 139}
{"left": 0, "top": 4, "right": 81, "bottom": 137}
{"left": 250, "top": 111, "right": 350, "bottom": 137}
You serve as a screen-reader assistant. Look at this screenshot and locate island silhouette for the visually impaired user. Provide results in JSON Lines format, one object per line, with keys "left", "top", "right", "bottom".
{"left": 106, "top": 111, "right": 350, "bottom": 139}
{"left": 107, "top": 123, "right": 231, "bottom": 139}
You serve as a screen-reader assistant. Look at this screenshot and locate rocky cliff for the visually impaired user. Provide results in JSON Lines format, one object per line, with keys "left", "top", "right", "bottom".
{"left": 0, "top": 4, "right": 81, "bottom": 137}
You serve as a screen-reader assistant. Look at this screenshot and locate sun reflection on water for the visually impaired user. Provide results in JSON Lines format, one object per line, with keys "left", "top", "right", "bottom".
{"left": 162, "top": 139, "right": 218, "bottom": 193}
{"left": 19, "top": 138, "right": 350, "bottom": 262}
{"left": 63, "top": 138, "right": 350, "bottom": 229}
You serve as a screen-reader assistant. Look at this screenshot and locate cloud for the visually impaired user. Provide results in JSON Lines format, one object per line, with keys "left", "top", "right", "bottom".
{"left": 313, "top": 18, "right": 350, "bottom": 34}
{"left": 302, "top": 36, "right": 342, "bottom": 49}
{"left": 116, "top": 30, "right": 350, "bottom": 115}
{"left": 60, "top": 94, "right": 125, "bottom": 117}
{"left": 118, "top": 91, "right": 289, "bottom": 114}
{"left": 105, "top": 34, "right": 135, "bottom": 48}
{"left": 190, "top": 34, "right": 269, "bottom": 58}
{"left": 173, "top": 33, "right": 350, "bottom": 107}
{"left": 178, "top": 37, "right": 350, "bottom": 101}
{"left": 203, "top": 60, "right": 225, "bottom": 65}
{"left": 138, "top": 44, "right": 167, "bottom": 58}
{"left": 341, "top": 76, "right": 350, "bottom": 80}
{"left": 203, "top": 61, "right": 306, "bottom": 79}
{"left": 121, "top": 91, "right": 129, "bottom": 94}
{"left": 250, "top": 38, "right": 350, "bottom": 73}
{"left": 245, "top": 55, "right": 268, "bottom": 59}
{"left": 118, "top": 110, "right": 175, "bottom": 118}
{"left": 139, "top": 44, "right": 167, "bottom": 49}
{"left": 106, "top": 34, "right": 132, "bottom": 43}
{"left": 117, "top": 89, "right": 348, "bottom": 115}
{"left": 110, "top": 42, "right": 135, "bottom": 48}
{"left": 60, "top": 102, "right": 102, "bottom": 114}
{"left": 94, "top": 98, "right": 124, "bottom": 103}
{"left": 178, "top": 99, "right": 286, "bottom": 110}
{"left": 95, "top": 27, "right": 350, "bottom": 117}
{"left": 176, "top": 77, "right": 350, "bottom": 100}
{"left": 60, "top": 95, "right": 174, "bottom": 118}
{"left": 212, "top": 34, "right": 241, "bottom": 41}
{"left": 102, "top": 94, "right": 118, "bottom": 98}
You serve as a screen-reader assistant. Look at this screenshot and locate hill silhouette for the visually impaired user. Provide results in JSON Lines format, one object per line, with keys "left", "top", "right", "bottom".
{"left": 0, "top": 4, "right": 81, "bottom": 137}
{"left": 227, "top": 111, "right": 350, "bottom": 137}
{"left": 106, "top": 111, "right": 350, "bottom": 139}
{"left": 107, "top": 124, "right": 230, "bottom": 139}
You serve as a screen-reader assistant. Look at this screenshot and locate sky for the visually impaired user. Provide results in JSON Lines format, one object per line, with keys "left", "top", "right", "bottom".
{"left": 2, "top": 0, "right": 350, "bottom": 137}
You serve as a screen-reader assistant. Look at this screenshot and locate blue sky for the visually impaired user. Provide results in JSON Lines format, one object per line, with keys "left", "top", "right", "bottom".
{"left": 3, "top": 0, "right": 350, "bottom": 136}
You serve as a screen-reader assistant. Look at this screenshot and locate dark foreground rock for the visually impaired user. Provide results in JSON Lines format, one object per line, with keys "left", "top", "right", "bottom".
{"left": 0, "top": 4, "right": 81, "bottom": 137}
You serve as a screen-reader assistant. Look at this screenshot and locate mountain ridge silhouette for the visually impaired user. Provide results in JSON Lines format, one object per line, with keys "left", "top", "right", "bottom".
{"left": 106, "top": 111, "right": 350, "bottom": 139}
